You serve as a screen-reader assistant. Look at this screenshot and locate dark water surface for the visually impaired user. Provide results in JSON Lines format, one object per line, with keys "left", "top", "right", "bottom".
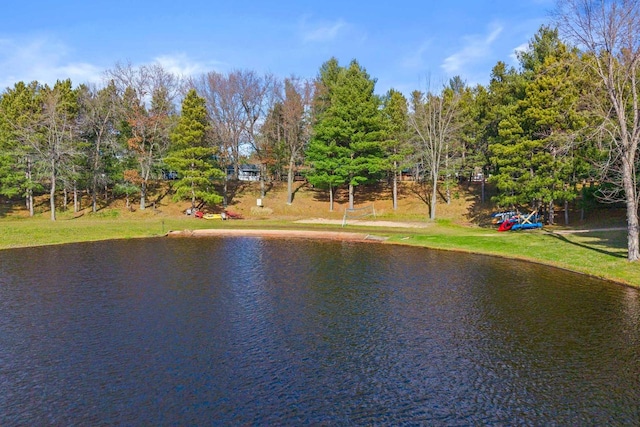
{"left": 1, "top": 237, "right": 639, "bottom": 425}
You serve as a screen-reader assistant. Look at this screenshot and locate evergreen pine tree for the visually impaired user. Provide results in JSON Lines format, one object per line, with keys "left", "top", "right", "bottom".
{"left": 165, "top": 89, "right": 224, "bottom": 211}
{"left": 306, "top": 59, "right": 385, "bottom": 210}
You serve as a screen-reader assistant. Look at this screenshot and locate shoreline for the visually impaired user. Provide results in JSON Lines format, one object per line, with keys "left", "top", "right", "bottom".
{"left": 166, "top": 228, "right": 377, "bottom": 241}
{"left": 1, "top": 216, "right": 636, "bottom": 288}
{"left": 166, "top": 227, "right": 638, "bottom": 289}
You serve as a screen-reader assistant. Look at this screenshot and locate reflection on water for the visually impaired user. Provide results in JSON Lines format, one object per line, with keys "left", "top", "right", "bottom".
{"left": 0, "top": 237, "right": 639, "bottom": 425}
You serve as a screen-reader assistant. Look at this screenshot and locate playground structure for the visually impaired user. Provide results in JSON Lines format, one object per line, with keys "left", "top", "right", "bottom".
{"left": 493, "top": 210, "right": 543, "bottom": 232}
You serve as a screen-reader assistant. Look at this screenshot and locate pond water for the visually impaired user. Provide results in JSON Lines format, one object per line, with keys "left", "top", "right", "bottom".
{"left": 0, "top": 237, "right": 639, "bottom": 425}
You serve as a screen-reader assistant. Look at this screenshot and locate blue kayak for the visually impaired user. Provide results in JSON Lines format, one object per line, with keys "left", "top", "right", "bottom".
{"left": 510, "top": 222, "right": 543, "bottom": 231}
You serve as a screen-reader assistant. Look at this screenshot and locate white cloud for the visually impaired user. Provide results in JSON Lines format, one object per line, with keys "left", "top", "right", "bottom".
{"left": 0, "top": 36, "right": 102, "bottom": 90}
{"left": 299, "top": 17, "right": 348, "bottom": 43}
{"left": 153, "top": 53, "right": 216, "bottom": 78}
{"left": 401, "top": 39, "right": 433, "bottom": 70}
{"left": 441, "top": 23, "right": 503, "bottom": 74}
{"left": 0, "top": 36, "right": 225, "bottom": 92}
{"left": 510, "top": 42, "right": 529, "bottom": 64}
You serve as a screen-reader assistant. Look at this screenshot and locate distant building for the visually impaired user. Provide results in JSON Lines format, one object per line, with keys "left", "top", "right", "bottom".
{"left": 227, "top": 164, "right": 261, "bottom": 181}
{"left": 470, "top": 167, "right": 484, "bottom": 182}
{"left": 162, "top": 170, "right": 179, "bottom": 180}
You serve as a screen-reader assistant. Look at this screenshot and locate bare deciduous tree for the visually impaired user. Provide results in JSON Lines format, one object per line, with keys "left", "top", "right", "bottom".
{"left": 106, "top": 62, "right": 179, "bottom": 210}
{"left": 34, "top": 80, "right": 79, "bottom": 221}
{"left": 555, "top": 0, "right": 640, "bottom": 261}
{"left": 409, "top": 87, "right": 462, "bottom": 220}
{"left": 283, "top": 78, "right": 312, "bottom": 205}
{"left": 77, "top": 82, "right": 120, "bottom": 212}
{"left": 238, "top": 71, "right": 278, "bottom": 198}
{"left": 192, "top": 70, "right": 277, "bottom": 203}
{"left": 262, "top": 77, "right": 312, "bottom": 205}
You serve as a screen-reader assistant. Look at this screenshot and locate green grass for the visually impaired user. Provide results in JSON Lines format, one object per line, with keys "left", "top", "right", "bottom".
{"left": 1, "top": 214, "right": 639, "bottom": 287}
{"left": 382, "top": 223, "right": 640, "bottom": 286}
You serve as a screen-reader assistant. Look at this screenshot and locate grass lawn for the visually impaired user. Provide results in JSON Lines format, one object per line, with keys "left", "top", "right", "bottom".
{"left": 1, "top": 181, "right": 638, "bottom": 287}
{"left": 381, "top": 222, "right": 640, "bottom": 286}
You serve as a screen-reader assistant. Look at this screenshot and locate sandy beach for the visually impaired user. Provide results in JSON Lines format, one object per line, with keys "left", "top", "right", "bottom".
{"left": 166, "top": 228, "right": 385, "bottom": 241}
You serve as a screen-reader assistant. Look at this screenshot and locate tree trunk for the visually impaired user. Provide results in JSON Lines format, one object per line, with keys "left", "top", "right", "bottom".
{"left": 286, "top": 157, "right": 294, "bottom": 205}
{"left": 27, "top": 191, "right": 33, "bottom": 217}
{"left": 50, "top": 160, "right": 56, "bottom": 221}
{"left": 564, "top": 200, "right": 569, "bottom": 226}
{"left": 191, "top": 182, "right": 196, "bottom": 211}
{"left": 140, "top": 181, "right": 147, "bottom": 210}
{"left": 260, "top": 164, "right": 266, "bottom": 199}
{"left": 329, "top": 183, "right": 334, "bottom": 212}
{"left": 445, "top": 149, "right": 450, "bottom": 205}
{"left": 430, "top": 170, "right": 437, "bottom": 220}
{"left": 92, "top": 176, "right": 98, "bottom": 213}
{"left": 73, "top": 182, "right": 79, "bottom": 213}
{"left": 190, "top": 162, "right": 196, "bottom": 211}
{"left": 548, "top": 200, "right": 555, "bottom": 225}
{"left": 392, "top": 162, "right": 398, "bottom": 211}
{"left": 93, "top": 139, "right": 100, "bottom": 213}
{"left": 625, "top": 199, "right": 640, "bottom": 261}
{"left": 26, "top": 157, "right": 33, "bottom": 217}
{"left": 622, "top": 156, "right": 640, "bottom": 261}
{"left": 580, "top": 185, "right": 586, "bottom": 221}
{"left": 349, "top": 183, "right": 354, "bottom": 210}
{"left": 223, "top": 176, "right": 228, "bottom": 207}
{"left": 233, "top": 159, "right": 239, "bottom": 181}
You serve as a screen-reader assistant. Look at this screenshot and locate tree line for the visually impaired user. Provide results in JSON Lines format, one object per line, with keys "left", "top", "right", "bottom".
{"left": 1, "top": 1, "right": 640, "bottom": 260}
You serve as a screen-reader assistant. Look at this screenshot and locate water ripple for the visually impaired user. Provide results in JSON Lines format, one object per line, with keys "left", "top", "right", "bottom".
{"left": 0, "top": 238, "right": 639, "bottom": 425}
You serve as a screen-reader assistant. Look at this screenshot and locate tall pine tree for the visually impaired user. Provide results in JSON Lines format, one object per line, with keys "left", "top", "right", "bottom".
{"left": 488, "top": 26, "right": 585, "bottom": 223}
{"left": 381, "top": 88, "right": 411, "bottom": 211}
{"left": 306, "top": 59, "right": 385, "bottom": 210}
{"left": 165, "top": 89, "right": 224, "bottom": 211}
{"left": 0, "top": 81, "right": 42, "bottom": 215}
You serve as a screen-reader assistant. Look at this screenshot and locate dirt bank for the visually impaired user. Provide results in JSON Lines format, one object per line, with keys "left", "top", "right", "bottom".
{"left": 295, "top": 218, "right": 431, "bottom": 228}
{"left": 166, "top": 228, "right": 387, "bottom": 241}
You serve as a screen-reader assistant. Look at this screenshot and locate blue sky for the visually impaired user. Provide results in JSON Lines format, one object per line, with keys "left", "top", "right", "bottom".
{"left": 0, "top": 0, "right": 555, "bottom": 95}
